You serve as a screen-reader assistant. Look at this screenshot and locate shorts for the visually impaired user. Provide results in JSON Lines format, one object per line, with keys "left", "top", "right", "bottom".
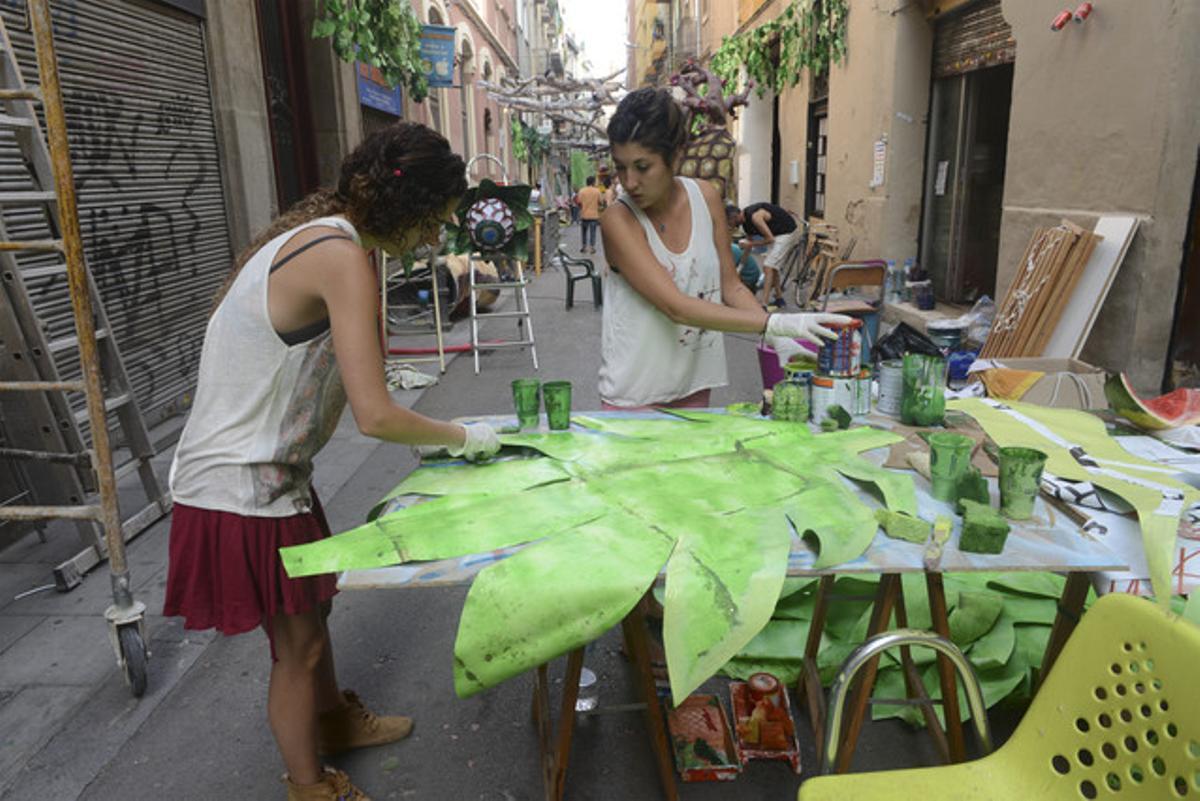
{"left": 764, "top": 231, "right": 797, "bottom": 271}
{"left": 162, "top": 494, "right": 339, "bottom": 651}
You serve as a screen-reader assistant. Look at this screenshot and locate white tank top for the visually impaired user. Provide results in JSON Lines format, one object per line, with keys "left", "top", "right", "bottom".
{"left": 599, "top": 177, "right": 728, "bottom": 406}
{"left": 169, "top": 216, "right": 359, "bottom": 517}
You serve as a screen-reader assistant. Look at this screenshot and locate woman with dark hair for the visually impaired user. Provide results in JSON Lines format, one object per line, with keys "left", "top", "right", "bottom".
{"left": 600, "top": 88, "right": 849, "bottom": 408}
{"left": 164, "top": 122, "right": 499, "bottom": 801}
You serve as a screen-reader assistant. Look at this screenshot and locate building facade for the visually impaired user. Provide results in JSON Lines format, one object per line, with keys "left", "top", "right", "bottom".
{"left": 628, "top": 0, "right": 1200, "bottom": 393}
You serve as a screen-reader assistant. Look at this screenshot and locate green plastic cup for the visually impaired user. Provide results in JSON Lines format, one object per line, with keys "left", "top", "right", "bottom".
{"left": 542, "top": 380, "right": 573, "bottom": 431}
{"left": 928, "top": 432, "right": 974, "bottom": 502}
{"left": 900, "top": 353, "right": 946, "bottom": 427}
{"left": 998, "top": 446, "right": 1047, "bottom": 520}
{"left": 511, "top": 379, "right": 541, "bottom": 430}
{"left": 771, "top": 376, "right": 810, "bottom": 422}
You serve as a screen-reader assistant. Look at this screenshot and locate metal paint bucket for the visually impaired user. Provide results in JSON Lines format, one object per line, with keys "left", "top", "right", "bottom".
{"left": 876, "top": 359, "right": 904, "bottom": 416}
{"left": 811, "top": 370, "right": 871, "bottom": 422}
{"left": 816, "top": 319, "right": 863, "bottom": 377}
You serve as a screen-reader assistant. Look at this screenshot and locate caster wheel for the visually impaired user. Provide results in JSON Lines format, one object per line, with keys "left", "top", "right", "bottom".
{"left": 117, "top": 624, "right": 148, "bottom": 697}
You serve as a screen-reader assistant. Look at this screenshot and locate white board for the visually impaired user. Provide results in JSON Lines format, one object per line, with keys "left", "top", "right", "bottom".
{"left": 1042, "top": 216, "right": 1140, "bottom": 359}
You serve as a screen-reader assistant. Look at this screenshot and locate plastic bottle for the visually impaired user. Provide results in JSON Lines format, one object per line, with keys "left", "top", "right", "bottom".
{"left": 575, "top": 666, "right": 598, "bottom": 712}
{"left": 902, "top": 258, "right": 915, "bottom": 302}
{"left": 884, "top": 259, "right": 899, "bottom": 304}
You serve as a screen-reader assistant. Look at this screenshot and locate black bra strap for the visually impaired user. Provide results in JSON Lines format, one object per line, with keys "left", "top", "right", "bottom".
{"left": 269, "top": 233, "right": 353, "bottom": 274}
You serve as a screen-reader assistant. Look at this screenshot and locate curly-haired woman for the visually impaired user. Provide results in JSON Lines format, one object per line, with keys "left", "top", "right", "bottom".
{"left": 164, "top": 122, "right": 499, "bottom": 801}
{"left": 600, "top": 88, "right": 850, "bottom": 408}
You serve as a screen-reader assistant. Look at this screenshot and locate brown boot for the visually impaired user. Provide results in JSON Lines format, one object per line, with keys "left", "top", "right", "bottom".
{"left": 283, "top": 767, "right": 371, "bottom": 801}
{"left": 318, "top": 689, "right": 413, "bottom": 756}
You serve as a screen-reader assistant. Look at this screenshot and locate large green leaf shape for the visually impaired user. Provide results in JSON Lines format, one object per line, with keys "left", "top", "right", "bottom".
{"left": 454, "top": 509, "right": 675, "bottom": 697}
{"left": 282, "top": 414, "right": 910, "bottom": 702}
{"left": 663, "top": 505, "right": 791, "bottom": 701}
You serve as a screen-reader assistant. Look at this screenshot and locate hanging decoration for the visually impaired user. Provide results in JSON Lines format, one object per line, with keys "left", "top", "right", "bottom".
{"left": 281, "top": 413, "right": 912, "bottom": 703}
{"left": 443, "top": 179, "right": 533, "bottom": 260}
{"left": 709, "top": 0, "right": 850, "bottom": 97}
{"left": 478, "top": 69, "right": 625, "bottom": 151}
{"left": 669, "top": 58, "right": 753, "bottom": 201}
{"left": 312, "top": 0, "right": 429, "bottom": 102}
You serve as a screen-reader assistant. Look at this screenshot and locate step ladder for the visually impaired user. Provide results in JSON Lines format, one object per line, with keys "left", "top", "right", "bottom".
{"left": 469, "top": 254, "right": 538, "bottom": 374}
{"left": 0, "top": 0, "right": 165, "bottom": 694}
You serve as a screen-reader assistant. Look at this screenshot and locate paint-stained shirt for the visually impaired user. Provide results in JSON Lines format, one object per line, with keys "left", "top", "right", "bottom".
{"left": 169, "top": 216, "right": 356, "bottom": 517}
{"left": 600, "top": 178, "right": 727, "bottom": 406}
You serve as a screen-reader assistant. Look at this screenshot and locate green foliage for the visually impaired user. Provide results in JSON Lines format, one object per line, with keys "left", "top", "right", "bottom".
{"left": 709, "top": 0, "right": 849, "bottom": 97}
{"left": 510, "top": 117, "right": 551, "bottom": 165}
{"left": 569, "top": 150, "right": 593, "bottom": 190}
{"left": 312, "top": 0, "right": 429, "bottom": 103}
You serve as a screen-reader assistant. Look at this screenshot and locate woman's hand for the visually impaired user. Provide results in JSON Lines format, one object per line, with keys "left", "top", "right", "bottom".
{"left": 765, "top": 312, "right": 854, "bottom": 346}
{"left": 447, "top": 423, "right": 501, "bottom": 462}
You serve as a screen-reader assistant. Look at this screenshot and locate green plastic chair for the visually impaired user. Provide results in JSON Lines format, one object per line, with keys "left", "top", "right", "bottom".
{"left": 799, "top": 592, "right": 1200, "bottom": 800}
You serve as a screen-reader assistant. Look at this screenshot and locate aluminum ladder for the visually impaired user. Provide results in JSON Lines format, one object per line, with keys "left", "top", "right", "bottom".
{"left": 469, "top": 254, "right": 539, "bottom": 374}
{"left": 0, "top": 1, "right": 159, "bottom": 694}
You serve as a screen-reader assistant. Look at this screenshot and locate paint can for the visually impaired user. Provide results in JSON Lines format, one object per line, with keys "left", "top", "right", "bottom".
{"left": 876, "top": 359, "right": 904, "bottom": 417}
{"left": 811, "top": 370, "right": 871, "bottom": 422}
{"left": 816, "top": 319, "right": 863, "bottom": 377}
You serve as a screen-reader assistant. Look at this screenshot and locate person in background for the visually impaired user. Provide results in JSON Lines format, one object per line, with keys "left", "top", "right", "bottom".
{"left": 603, "top": 173, "right": 621, "bottom": 211}
{"left": 575, "top": 175, "right": 603, "bottom": 254}
{"left": 599, "top": 88, "right": 849, "bottom": 409}
{"left": 726, "top": 203, "right": 763, "bottom": 293}
{"left": 164, "top": 122, "right": 500, "bottom": 801}
{"left": 728, "top": 200, "right": 800, "bottom": 309}
{"left": 529, "top": 181, "right": 542, "bottom": 211}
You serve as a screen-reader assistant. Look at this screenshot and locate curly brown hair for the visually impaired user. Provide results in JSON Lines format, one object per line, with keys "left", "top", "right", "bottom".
{"left": 217, "top": 121, "right": 466, "bottom": 304}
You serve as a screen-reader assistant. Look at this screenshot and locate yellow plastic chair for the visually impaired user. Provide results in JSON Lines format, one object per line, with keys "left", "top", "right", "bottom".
{"left": 799, "top": 592, "right": 1200, "bottom": 800}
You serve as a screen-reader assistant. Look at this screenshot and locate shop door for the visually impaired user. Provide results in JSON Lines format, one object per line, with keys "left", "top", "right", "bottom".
{"left": 256, "top": 0, "right": 319, "bottom": 210}
{"left": 919, "top": 0, "right": 1015, "bottom": 303}
{"left": 920, "top": 64, "right": 1012, "bottom": 302}
{"left": 1167, "top": 164, "right": 1200, "bottom": 390}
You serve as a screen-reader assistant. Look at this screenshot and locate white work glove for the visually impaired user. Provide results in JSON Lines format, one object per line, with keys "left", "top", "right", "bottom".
{"left": 766, "top": 334, "right": 811, "bottom": 369}
{"left": 764, "top": 312, "right": 855, "bottom": 347}
{"left": 447, "top": 423, "right": 500, "bottom": 462}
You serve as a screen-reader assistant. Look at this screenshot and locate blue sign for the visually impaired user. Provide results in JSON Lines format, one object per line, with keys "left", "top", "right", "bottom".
{"left": 420, "top": 24, "right": 457, "bottom": 88}
{"left": 356, "top": 61, "right": 403, "bottom": 116}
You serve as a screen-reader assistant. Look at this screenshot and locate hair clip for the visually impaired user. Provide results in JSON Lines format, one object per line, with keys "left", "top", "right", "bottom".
{"left": 393, "top": 168, "right": 404, "bottom": 178}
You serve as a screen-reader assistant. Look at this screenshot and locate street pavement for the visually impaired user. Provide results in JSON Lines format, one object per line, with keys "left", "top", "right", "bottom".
{"left": 0, "top": 232, "right": 969, "bottom": 800}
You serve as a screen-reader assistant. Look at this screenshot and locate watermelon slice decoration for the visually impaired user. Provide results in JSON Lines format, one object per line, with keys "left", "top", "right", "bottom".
{"left": 1104, "top": 373, "right": 1200, "bottom": 430}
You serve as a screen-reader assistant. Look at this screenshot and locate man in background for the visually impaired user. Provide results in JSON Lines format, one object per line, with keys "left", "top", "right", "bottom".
{"left": 728, "top": 201, "right": 799, "bottom": 309}
{"left": 575, "top": 176, "right": 603, "bottom": 254}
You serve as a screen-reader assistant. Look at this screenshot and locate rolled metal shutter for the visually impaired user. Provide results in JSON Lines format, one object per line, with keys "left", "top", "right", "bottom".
{"left": 933, "top": 0, "right": 1015, "bottom": 78}
{"left": 0, "top": 0, "right": 233, "bottom": 430}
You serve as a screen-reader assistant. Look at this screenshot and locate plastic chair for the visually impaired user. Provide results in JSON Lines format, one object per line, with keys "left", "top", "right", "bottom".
{"left": 556, "top": 245, "right": 602, "bottom": 310}
{"left": 798, "top": 592, "right": 1200, "bottom": 800}
{"left": 816, "top": 260, "right": 886, "bottom": 314}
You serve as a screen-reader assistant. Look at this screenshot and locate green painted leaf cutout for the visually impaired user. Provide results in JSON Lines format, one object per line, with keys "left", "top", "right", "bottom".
{"left": 279, "top": 524, "right": 401, "bottom": 578}
{"left": 663, "top": 505, "right": 791, "bottom": 702}
{"left": 453, "top": 510, "right": 674, "bottom": 697}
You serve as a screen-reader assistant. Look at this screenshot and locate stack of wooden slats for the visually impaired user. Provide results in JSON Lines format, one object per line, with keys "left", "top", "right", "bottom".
{"left": 980, "top": 220, "right": 1102, "bottom": 358}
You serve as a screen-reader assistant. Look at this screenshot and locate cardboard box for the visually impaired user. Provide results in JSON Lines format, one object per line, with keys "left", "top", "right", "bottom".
{"left": 973, "top": 357, "right": 1107, "bottom": 410}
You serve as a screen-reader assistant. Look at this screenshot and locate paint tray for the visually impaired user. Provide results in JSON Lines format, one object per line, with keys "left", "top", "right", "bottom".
{"left": 729, "top": 674, "right": 802, "bottom": 773}
{"left": 664, "top": 694, "right": 742, "bottom": 782}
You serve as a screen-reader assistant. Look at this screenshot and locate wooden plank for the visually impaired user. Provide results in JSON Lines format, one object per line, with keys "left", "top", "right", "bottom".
{"left": 1042, "top": 216, "right": 1140, "bottom": 358}
{"left": 1030, "top": 232, "right": 1100, "bottom": 356}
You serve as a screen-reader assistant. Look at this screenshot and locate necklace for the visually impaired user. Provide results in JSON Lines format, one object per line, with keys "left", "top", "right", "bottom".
{"left": 648, "top": 182, "right": 678, "bottom": 234}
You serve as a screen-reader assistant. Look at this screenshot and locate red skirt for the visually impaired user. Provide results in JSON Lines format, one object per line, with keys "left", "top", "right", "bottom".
{"left": 162, "top": 494, "right": 339, "bottom": 640}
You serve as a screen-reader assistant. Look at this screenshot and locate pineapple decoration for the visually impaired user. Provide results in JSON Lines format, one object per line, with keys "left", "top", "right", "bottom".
{"left": 671, "top": 59, "right": 753, "bottom": 203}
{"left": 445, "top": 179, "right": 534, "bottom": 261}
